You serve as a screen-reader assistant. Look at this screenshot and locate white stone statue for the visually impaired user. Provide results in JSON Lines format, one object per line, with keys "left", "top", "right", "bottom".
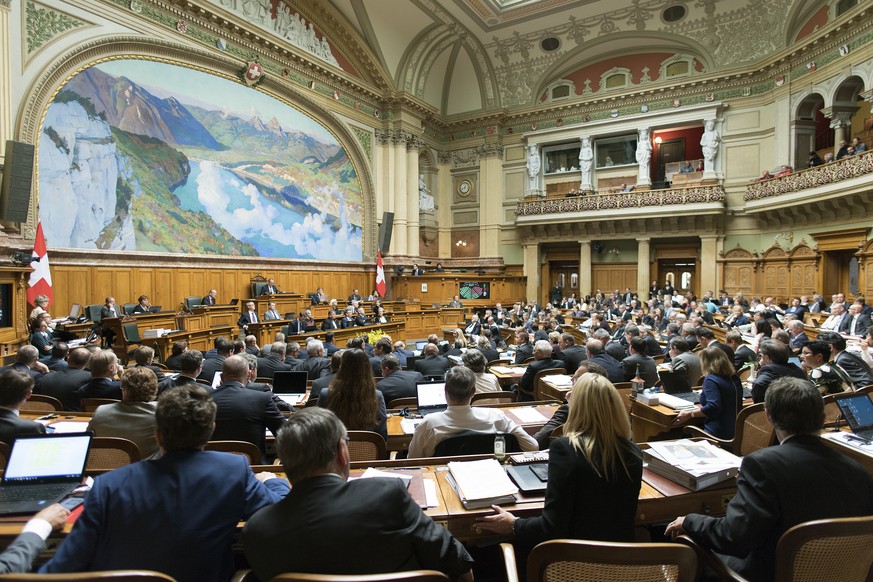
{"left": 527, "top": 145, "right": 541, "bottom": 193}
{"left": 700, "top": 119, "right": 720, "bottom": 175}
{"left": 636, "top": 128, "right": 652, "bottom": 186}
{"left": 419, "top": 175, "right": 435, "bottom": 212}
{"left": 579, "top": 136, "right": 593, "bottom": 190}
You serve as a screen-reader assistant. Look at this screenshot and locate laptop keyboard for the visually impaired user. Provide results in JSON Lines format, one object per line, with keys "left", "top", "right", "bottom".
{"left": 0, "top": 483, "right": 72, "bottom": 502}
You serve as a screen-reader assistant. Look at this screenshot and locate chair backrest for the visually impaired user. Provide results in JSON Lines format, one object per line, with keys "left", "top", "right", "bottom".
{"left": 347, "top": 430, "right": 388, "bottom": 462}
{"left": 21, "top": 394, "right": 63, "bottom": 412}
{"left": 614, "top": 387, "right": 633, "bottom": 417}
{"left": 612, "top": 382, "right": 633, "bottom": 390}
{"left": 387, "top": 397, "right": 417, "bottom": 409}
{"left": 252, "top": 281, "right": 267, "bottom": 297}
{"left": 0, "top": 571, "right": 177, "bottom": 581}
{"left": 774, "top": 516, "right": 873, "bottom": 582}
{"left": 86, "top": 437, "right": 142, "bottom": 472}
{"left": 737, "top": 365, "right": 752, "bottom": 383}
{"left": 0, "top": 440, "right": 9, "bottom": 472}
{"left": 81, "top": 398, "right": 121, "bottom": 413}
{"left": 122, "top": 303, "right": 137, "bottom": 316}
{"left": 733, "top": 402, "right": 776, "bottom": 456}
{"left": 85, "top": 304, "right": 103, "bottom": 322}
{"left": 526, "top": 539, "right": 697, "bottom": 582}
{"left": 533, "top": 367, "right": 566, "bottom": 400}
{"left": 205, "top": 440, "right": 262, "bottom": 464}
{"left": 432, "top": 431, "right": 520, "bottom": 457}
{"left": 123, "top": 323, "right": 142, "bottom": 343}
{"left": 404, "top": 355, "right": 421, "bottom": 371}
{"left": 821, "top": 393, "right": 844, "bottom": 428}
{"left": 269, "top": 572, "right": 449, "bottom": 582}
{"left": 185, "top": 296, "right": 202, "bottom": 309}
{"left": 471, "top": 391, "right": 517, "bottom": 405}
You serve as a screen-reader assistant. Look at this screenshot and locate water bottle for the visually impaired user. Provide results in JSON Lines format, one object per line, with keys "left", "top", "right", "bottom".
{"left": 494, "top": 435, "right": 506, "bottom": 462}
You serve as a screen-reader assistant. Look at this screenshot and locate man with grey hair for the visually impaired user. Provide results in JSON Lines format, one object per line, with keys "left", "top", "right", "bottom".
{"left": 298, "top": 339, "right": 330, "bottom": 380}
{"left": 243, "top": 408, "right": 473, "bottom": 580}
{"left": 517, "top": 339, "right": 563, "bottom": 400}
{"left": 211, "top": 355, "right": 287, "bottom": 463}
{"left": 376, "top": 354, "right": 425, "bottom": 405}
{"left": 4, "top": 345, "right": 48, "bottom": 379}
{"left": 256, "top": 342, "right": 293, "bottom": 380}
{"left": 408, "top": 366, "right": 537, "bottom": 458}
{"left": 787, "top": 319, "right": 809, "bottom": 352}
{"left": 585, "top": 339, "right": 624, "bottom": 383}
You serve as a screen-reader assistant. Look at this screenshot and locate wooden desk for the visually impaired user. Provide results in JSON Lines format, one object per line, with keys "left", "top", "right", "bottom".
{"left": 489, "top": 364, "right": 528, "bottom": 387}
{"left": 249, "top": 321, "right": 405, "bottom": 349}
{"left": 539, "top": 375, "right": 572, "bottom": 402}
{"left": 251, "top": 294, "right": 308, "bottom": 317}
{"left": 187, "top": 305, "right": 239, "bottom": 329}
{"left": 148, "top": 325, "right": 236, "bottom": 361}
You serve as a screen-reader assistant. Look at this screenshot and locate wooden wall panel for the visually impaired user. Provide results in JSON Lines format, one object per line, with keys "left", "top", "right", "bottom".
{"left": 591, "top": 264, "right": 636, "bottom": 294}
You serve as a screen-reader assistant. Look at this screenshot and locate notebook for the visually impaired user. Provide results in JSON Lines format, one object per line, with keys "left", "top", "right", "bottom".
{"left": 67, "top": 303, "right": 81, "bottom": 319}
{"left": 835, "top": 393, "right": 873, "bottom": 441}
{"left": 0, "top": 433, "right": 92, "bottom": 515}
{"left": 272, "top": 371, "right": 309, "bottom": 405}
{"left": 506, "top": 463, "right": 549, "bottom": 494}
{"left": 659, "top": 369, "right": 698, "bottom": 404}
{"left": 416, "top": 380, "right": 448, "bottom": 416}
{"left": 229, "top": 298, "right": 240, "bottom": 306}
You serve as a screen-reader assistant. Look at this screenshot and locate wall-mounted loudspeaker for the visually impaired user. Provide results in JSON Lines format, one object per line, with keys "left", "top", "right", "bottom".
{"left": 378, "top": 211, "right": 394, "bottom": 254}
{"left": 0, "top": 141, "right": 35, "bottom": 222}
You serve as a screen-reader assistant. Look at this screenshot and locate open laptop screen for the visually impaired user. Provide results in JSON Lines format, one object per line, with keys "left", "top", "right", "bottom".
{"left": 4, "top": 434, "right": 92, "bottom": 484}
{"left": 416, "top": 381, "right": 447, "bottom": 414}
{"left": 68, "top": 303, "right": 81, "bottom": 319}
{"left": 837, "top": 393, "right": 873, "bottom": 432}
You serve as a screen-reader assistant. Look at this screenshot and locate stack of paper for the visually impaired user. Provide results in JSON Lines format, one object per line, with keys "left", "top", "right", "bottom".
{"left": 447, "top": 459, "right": 518, "bottom": 509}
{"left": 490, "top": 366, "right": 527, "bottom": 375}
{"left": 644, "top": 439, "right": 741, "bottom": 491}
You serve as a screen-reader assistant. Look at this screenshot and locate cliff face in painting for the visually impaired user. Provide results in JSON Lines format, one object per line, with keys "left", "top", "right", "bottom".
{"left": 38, "top": 60, "right": 363, "bottom": 261}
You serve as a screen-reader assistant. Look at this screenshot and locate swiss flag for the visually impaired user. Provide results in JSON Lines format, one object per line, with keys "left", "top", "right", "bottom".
{"left": 26, "top": 221, "right": 53, "bottom": 307}
{"left": 375, "top": 250, "right": 386, "bottom": 298}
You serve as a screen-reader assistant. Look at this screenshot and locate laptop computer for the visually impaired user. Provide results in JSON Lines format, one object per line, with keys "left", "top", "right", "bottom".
{"left": 415, "top": 341, "right": 428, "bottom": 351}
{"left": 835, "top": 392, "right": 873, "bottom": 441}
{"left": 658, "top": 368, "right": 699, "bottom": 404}
{"left": 416, "top": 380, "right": 448, "bottom": 416}
{"left": 0, "top": 433, "right": 92, "bottom": 515}
{"left": 67, "top": 303, "right": 81, "bottom": 319}
{"left": 149, "top": 306, "right": 162, "bottom": 313}
{"left": 272, "top": 371, "right": 309, "bottom": 405}
{"left": 229, "top": 298, "right": 240, "bottom": 306}
{"left": 506, "top": 463, "right": 549, "bottom": 494}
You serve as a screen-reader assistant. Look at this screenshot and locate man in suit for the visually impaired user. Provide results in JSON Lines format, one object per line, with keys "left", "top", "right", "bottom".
{"left": 787, "top": 320, "right": 809, "bottom": 352}
{"left": 322, "top": 331, "right": 340, "bottom": 355}
{"left": 820, "top": 302, "right": 849, "bottom": 332}
{"left": 0, "top": 504, "right": 70, "bottom": 574}
{"left": 695, "top": 327, "right": 735, "bottom": 366}
{"left": 199, "top": 337, "right": 233, "bottom": 383}
{"left": 243, "top": 336, "right": 260, "bottom": 357}
{"left": 168, "top": 350, "right": 203, "bottom": 392}
{"left": 348, "top": 289, "right": 362, "bottom": 302}
{"left": 312, "top": 351, "right": 341, "bottom": 395}
{"left": 340, "top": 306, "right": 357, "bottom": 329}
{"left": 164, "top": 340, "right": 188, "bottom": 370}
{"left": 367, "top": 338, "right": 393, "bottom": 377}
{"left": 725, "top": 331, "right": 756, "bottom": 370}
{"left": 377, "top": 354, "right": 426, "bottom": 405}
{"left": 287, "top": 311, "right": 309, "bottom": 335}
{"left": 311, "top": 287, "right": 327, "bottom": 305}
{"left": 297, "top": 340, "right": 331, "bottom": 381}
{"left": 320, "top": 310, "right": 340, "bottom": 331}
{"left": 750, "top": 340, "right": 806, "bottom": 403}
{"left": 0, "top": 370, "right": 47, "bottom": 444}
{"left": 414, "top": 344, "right": 451, "bottom": 378}
{"left": 819, "top": 331, "right": 873, "bottom": 389}
{"left": 556, "top": 333, "right": 587, "bottom": 375}
{"left": 76, "top": 349, "right": 122, "bottom": 402}
{"left": 256, "top": 342, "right": 294, "bottom": 380}
{"left": 201, "top": 289, "right": 217, "bottom": 306}
{"left": 513, "top": 329, "right": 534, "bottom": 364}
{"left": 243, "top": 407, "right": 473, "bottom": 581}
{"left": 87, "top": 366, "right": 160, "bottom": 459}
{"left": 260, "top": 278, "right": 278, "bottom": 295}
{"left": 448, "top": 295, "right": 463, "bottom": 308}
{"left": 131, "top": 295, "right": 151, "bottom": 314}
{"left": 100, "top": 296, "right": 119, "bottom": 319}
{"left": 846, "top": 303, "right": 873, "bottom": 337}
{"left": 262, "top": 301, "right": 281, "bottom": 321}
{"left": 668, "top": 337, "right": 702, "bottom": 387}
{"left": 354, "top": 307, "right": 373, "bottom": 327}
{"left": 516, "top": 340, "right": 564, "bottom": 400}
{"left": 131, "top": 345, "right": 172, "bottom": 390}
{"left": 35, "top": 347, "right": 92, "bottom": 410}
{"left": 392, "top": 340, "right": 413, "bottom": 365}
{"left": 238, "top": 301, "right": 259, "bottom": 331}
{"left": 210, "top": 355, "right": 288, "bottom": 463}
{"left": 42, "top": 384, "right": 288, "bottom": 580}
{"left": 40, "top": 342, "right": 68, "bottom": 371}
{"left": 667, "top": 377, "right": 873, "bottom": 582}
{"left": 585, "top": 339, "right": 624, "bottom": 383}
{"left": 464, "top": 313, "right": 481, "bottom": 336}
{"left": 621, "top": 337, "right": 659, "bottom": 386}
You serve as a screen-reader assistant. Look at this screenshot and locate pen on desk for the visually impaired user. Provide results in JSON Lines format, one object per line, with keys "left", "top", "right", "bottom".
{"left": 37, "top": 413, "right": 59, "bottom": 421}
{"left": 845, "top": 434, "right": 871, "bottom": 445}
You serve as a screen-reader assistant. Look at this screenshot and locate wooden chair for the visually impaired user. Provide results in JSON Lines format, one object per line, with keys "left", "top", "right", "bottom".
{"left": 86, "top": 437, "right": 142, "bottom": 473}
{"left": 471, "top": 391, "right": 517, "bottom": 404}
{"left": 432, "top": 432, "right": 520, "bottom": 457}
{"left": 388, "top": 397, "right": 417, "bottom": 409}
{"left": 684, "top": 402, "right": 776, "bottom": 456}
{"left": 205, "top": 440, "right": 262, "bottom": 464}
{"left": 269, "top": 572, "right": 448, "bottom": 582}
{"left": 20, "top": 394, "right": 63, "bottom": 412}
{"left": 737, "top": 365, "right": 753, "bottom": 383}
{"left": 678, "top": 515, "right": 873, "bottom": 582}
{"left": 822, "top": 393, "right": 844, "bottom": 428}
{"left": 501, "top": 539, "right": 697, "bottom": 582}
{"left": 347, "top": 431, "right": 388, "bottom": 461}
{"left": 612, "top": 382, "right": 633, "bottom": 390}
{"left": 614, "top": 386, "right": 634, "bottom": 417}
{"left": 82, "top": 398, "right": 121, "bottom": 413}
{"left": 0, "top": 572, "right": 177, "bottom": 581}
{"left": 522, "top": 367, "right": 565, "bottom": 400}
{"left": 123, "top": 322, "right": 143, "bottom": 346}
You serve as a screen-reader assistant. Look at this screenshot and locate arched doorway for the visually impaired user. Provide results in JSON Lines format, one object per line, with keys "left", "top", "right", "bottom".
{"left": 793, "top": 93, "right": 827, "bottom": 168}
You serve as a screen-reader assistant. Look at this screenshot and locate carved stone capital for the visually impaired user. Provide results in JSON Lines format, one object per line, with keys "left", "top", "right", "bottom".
{"left": 374, "top": 129, "right": 392, "bottom": 145}
{"left": 0, "top": 0, "right": 12, "bottom": 9}
{"left": 821, "top": 106, "right": 858, "bottom": 128}
{"left": 861, "top": 89, "right": 873, "bottom": 104}
{"left": 437, "top": 150, "right": 452, "bottom": 165}
{"left": 405, "top": 134, "right": 423, "bottom": 151}
{"left": 478, "top": 143, "right": 504, "bottom": 159}
{"left": 452, "top": 147, "right": 479, "bottom": 168}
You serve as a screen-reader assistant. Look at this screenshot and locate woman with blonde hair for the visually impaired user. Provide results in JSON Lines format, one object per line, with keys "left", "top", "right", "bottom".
{"left": 317, "top": 349, "right": 387, "bottom": 440}
{"left": 674, "top": 346, "right": 741, "bottom": 439}
{"left": 28, "top": 295, "right": 52, "bottom": 327}
{"left": 475, "top": 372, "right": 643, "bottom": 546}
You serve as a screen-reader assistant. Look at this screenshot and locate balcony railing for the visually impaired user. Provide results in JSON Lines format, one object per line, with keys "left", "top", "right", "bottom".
{"left": 744, "top": 150, "right": 873, "bottom": 201}
{"left": 515, "top": 185, "right": 725, "bottom": 217}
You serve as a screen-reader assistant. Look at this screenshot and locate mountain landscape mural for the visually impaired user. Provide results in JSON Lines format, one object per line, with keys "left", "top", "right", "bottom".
{"left": 38, "top": 59, "right": 363, "bottom": 260}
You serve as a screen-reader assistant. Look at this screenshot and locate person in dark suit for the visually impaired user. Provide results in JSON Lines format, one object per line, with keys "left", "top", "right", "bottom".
{"left": 585, "top": 339, "right": 624, "bottom": 384}
{"left": 819, "top": 331, "right": 873, "bottom": 389}
{"left": 340, "top": 307, "right": 357, "bottom": 329}
{"left": 29, "top": 319, "right": 54, "bottom": 356}
{"left": 473, "top": 336, "right": 500, "bottom": 363}
{"left": 354, "top": 307, "right": 373, "bottom": 327}
{"left": 260, "top": 278, "right": 279, "bottom": 295}
{"left": 131, "top": 295, "right": 151, "bottom": 314}
{"left": 311, "top": 351, "right": 342, "bottom": 397}
{"left": 167, "top": 350, "right": 204, "bottom": 393}
{"left": 786, "top": 320, "right": 809, "bottom": 352}
{"left": 783, "top": 297, "right": 807, "bottom": 319}
{"left": 464, "top": 314, "right": 481, "bottom": 337}
{"left": 199, "top": 338, "right": 233, "bottom": 383}
{"left": 724, "top": 331, "right": 756, "bottom": 370}
{"left": 201, "top": 289, "right": 217, "bottom": 306}
{"left": 513, "top": 329, "right": 534, "bottom": 364}
{"left": 621, "top": 337, "right": 659, "bottom": 386}
{"left": 517, "top": 340, "right": 564, "bottom": 399}
{"left": 320, "top": 310, "right": 340, "bottom": 331}
{"left": 750, "top": 340, "right": 806, "bottom": 403}
{"left": 40, "top": 342, "right": 69, "bottom": 372}
{"left": 163, "top": 340, "right": 188, "bottom": 371}
{"left": 256, "top": 342, "right": 294, "bottom": 380}
{"left": 41, "top": 384, "right": 288, "bottom": 581}
{"left": 377, "top": 355, "right": 425, "bottom": 405}
{"left": 695, "top": 327, "right": 735, "bottom": 366}
{"left": 100, "top": 296, "right": 119, "bottom": 319}
{"left": 557, "top": 333, "right": 587, "bottom": 375}
{"left": 310, "top": 287, "right": 327, "bottom": 305}
{"left": 391, "top": 340, "right": 413, "bottom": 365}
{"left": 323, "top": 332, "right": 340, "bottom": 355}
{"left": 211, "top": 356, "right": 287, "bottom": 463}
{"left": 667, "top": 376, "right": 873, "bottom": 582}
{"left": 243, "top": 407, "right": 472, "bottom": 581}
{"left": 847, "top": 304, "right": 873, "bottom": 337}
{"left": 477, "top": 372, "right": 643, "bottom": 547}
{"left": 4, "top": 346, "right": 48, "bottom": 380}
{"left": 414, "top": 344, "right": 452, "bottom": 378}
{"left": 75, "top": 350, "right": 122, "bottom": 403}
{"left": 0, "top": 370, "right": 47, "bottom": 444}
{"left": 347, "top": 289, "right": 362, "bottom": 302}
{"left": 35, "top": 347, "right": 92, "bottom": 411}
{"left": 297, "top": 340, "right": 331, "bottom": 381}
{"left": 367, "top": 338, "right": 393, "bottom": 377}
{"left": 238, "top": 301, "right": 259, "bottom": 331}
{"left": 287, "top": 312, "right": 309, "bottom": 335}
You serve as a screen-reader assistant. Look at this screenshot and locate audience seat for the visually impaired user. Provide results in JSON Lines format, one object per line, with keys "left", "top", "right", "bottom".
{"left": 432, "top": 431, "right": 520, "bottom": 457}
{"left": 0, "top": 572, "right": 177, "bottom": 581}
{"left": 471, "top": 391, "right": 517, "bottom": 405}
{"left": 269, "top": 571, "right": 449, "bottom": 581}
{"left": 387, "top": 397, "right": 417, "bottom": 409}
{"left": 20, "top": 394, "right": 63, "bottom": 413}
{"left": 86, "top": 437, "right": 142, "bottom": 473}
{"left": 347, "top": 431, "right": 388, "bottom": 462}
{"left": 683, "top": 402, "right": 775, "bottom": 456}
{"left": 82, "top": 398, "right": 121, "bottom": 413}
{"left": 205, "top": 441, "right": 262, "bottom": 465}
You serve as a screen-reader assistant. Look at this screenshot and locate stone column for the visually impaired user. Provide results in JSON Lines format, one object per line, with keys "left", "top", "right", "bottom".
{"left": 636, "top": 237, "right": 651, "bottom": 297}
{"left": 479, "top": 143, "right": 504, "bottom": 257}
{"left": 523, "top": 242, "right": 540, "bottom": 304}
{"left": 373, "top": 130, "right": 394, "bottom": 254}
{"left": 390, "top": 131, "right": 408, "bottom": 255}
{"left": 635, "top": 128, "right": 652, "bottom": 188}
{"left": 0, "top": 0, "right": 11, "bottom": 150}
{"left": 821, "top": 106, "right": 858, "bottom": 154}
{"left": 700, "top": 235, "right": 718, "bottom": 295}
{"left": 405, "top": 134, "right": 421, "bottom": 258}
{"left": 579, "top": 240, "right": 592, "bottom": 298}
{"left": 437, "top": 150, "right": 452, "bottom": 257}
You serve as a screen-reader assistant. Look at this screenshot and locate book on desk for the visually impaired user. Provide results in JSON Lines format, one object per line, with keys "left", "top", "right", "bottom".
{"left": 446, "top": 459, "right": 518, "bottom": 509}
{"left": 643, "top": 439, "right": 741, "bottom": 491}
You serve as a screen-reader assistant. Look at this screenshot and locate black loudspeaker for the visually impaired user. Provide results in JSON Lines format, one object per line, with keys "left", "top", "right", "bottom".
{"left": 0, "top": 141, "right": 35, "bottom": 222}
{"left": 378, "top": 211, "right": 394, "bottom": 254}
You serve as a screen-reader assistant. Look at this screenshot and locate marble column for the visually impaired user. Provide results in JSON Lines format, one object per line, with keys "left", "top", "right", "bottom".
{"left": 479, "top": 144, "right": 504, "bottom": 257}
{"left": 391, "top": 132, "right": 408, "bottom": 255}
{"left": 374, "top": 130, "right": 395, "bottom": 254}
{"left": 636, "top": 128, "right": 652, "bottom": 188}
{"left": 579, "top": 240, "right": 592, "bottom": 298}
{"left": 636, "top": 238, "right": 651, "bottom": 297}
{"left": 523, "top": 242, "right": 540, "bottom": 304}
{"left": 822, "top": 106, "right": 858, "bottom": 155}
{"left": 0, "top": 0, "right": 11, "bottom": 150}
{"left": 700, "top": 235, "right": 718, "bottom": 295}
{"left": 405, "top": 134, "right": 421, "bottom": 258}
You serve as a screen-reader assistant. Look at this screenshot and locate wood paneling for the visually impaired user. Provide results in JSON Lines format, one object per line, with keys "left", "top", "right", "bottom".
{"left": 591, "top": 263, "right": 637, "bottom": 293}
{"left": 392, "top": 274, "right": 527, "bottom": 308}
